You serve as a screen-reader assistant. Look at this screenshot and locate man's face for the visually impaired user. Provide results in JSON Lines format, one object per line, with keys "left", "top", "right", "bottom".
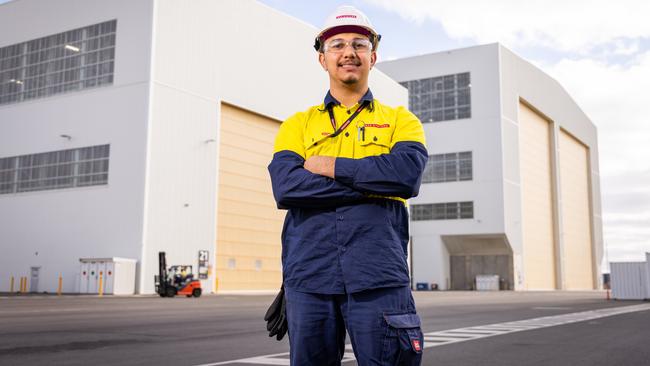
{"left": 319, "top": 32, "right": 376, "bottom": 87}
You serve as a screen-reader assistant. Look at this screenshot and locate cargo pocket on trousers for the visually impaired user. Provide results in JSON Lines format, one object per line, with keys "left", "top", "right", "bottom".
{"left": 381, "top": 312, "right": 424, "bottom": 365}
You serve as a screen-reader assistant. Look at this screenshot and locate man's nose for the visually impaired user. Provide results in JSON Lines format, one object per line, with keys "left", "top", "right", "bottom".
{"left": 341, "top": 43, "right": 358, "bottom": 56}
{"left": 343, "top": 43, "right": 357, "bottom": 58}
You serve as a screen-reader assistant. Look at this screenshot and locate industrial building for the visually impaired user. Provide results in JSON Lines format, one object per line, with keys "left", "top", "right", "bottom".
{"left": 378, "top": 44, "right": 604, "bottom": 290}
{"left": 1, "top": 1, "right": 602, "bottom": 294}
{"left": 0, "top": 0, "right": 406, "bottom": 294}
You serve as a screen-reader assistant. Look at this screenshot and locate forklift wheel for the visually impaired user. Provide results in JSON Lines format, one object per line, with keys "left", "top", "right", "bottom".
{"left": 192, "top": 288, "right": 202, "bottom": 298}
{"left": 165, "top": 287, "right": 176, "bottom": 298}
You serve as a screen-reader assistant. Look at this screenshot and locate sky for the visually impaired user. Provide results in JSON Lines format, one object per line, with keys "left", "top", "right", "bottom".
{"left": 1, "top": 0, "right": 647, "bottom": 267}
{"left": 258, "top": 0, "right": 650, "bottom": 266}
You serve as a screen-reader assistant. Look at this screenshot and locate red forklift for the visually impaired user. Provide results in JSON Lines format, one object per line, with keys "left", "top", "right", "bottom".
{"left": 155, "top": 252, "right": 202, "bottom": 298}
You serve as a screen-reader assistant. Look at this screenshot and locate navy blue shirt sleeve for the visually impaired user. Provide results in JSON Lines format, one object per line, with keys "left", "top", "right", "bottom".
{"left": 334, "top": 141, "right": 428, "bottom": 199}
{"left": 268, "top": 150, "right": 366, "bottom": 209}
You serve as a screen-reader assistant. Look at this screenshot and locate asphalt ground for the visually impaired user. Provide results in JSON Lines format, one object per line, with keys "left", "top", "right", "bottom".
{"left": 0, "top": 291, "right": 648, "bottom": 366}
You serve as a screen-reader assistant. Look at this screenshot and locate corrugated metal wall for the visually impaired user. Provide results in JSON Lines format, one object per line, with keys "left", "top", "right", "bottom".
{"left": 215, "top": 103, "right": 284, "bottom": 291}
{"left": 611, "top": 262, "right": 648, "bottom": 300}
{"left": 559, "top": 129, "right": 595, "bottom": 289}
{"left": 519, "top": 102, "right": 557, "bottom": 289}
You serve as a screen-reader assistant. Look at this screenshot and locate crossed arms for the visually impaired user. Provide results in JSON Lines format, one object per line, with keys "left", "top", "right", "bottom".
{"left": 268, "top": 141, "right": 428, "bottom": 209}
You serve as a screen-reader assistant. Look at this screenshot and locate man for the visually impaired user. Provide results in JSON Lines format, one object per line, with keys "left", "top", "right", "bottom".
{"left": 268, "top": 5, "right": 428, "bottom": 365}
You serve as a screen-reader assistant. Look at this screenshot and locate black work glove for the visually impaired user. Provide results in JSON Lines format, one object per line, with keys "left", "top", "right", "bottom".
{"left": 264, "top": 285, "right": 287, "bottom": 341}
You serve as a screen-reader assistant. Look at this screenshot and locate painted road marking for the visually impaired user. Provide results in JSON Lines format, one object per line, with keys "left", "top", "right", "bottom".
{"left": 193, "top": 303, "right": 650, "bottom": 366}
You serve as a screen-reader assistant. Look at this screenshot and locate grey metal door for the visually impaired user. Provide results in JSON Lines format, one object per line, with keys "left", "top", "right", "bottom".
{"left": 30, "top": 267, "right": 40, "bottom": 293}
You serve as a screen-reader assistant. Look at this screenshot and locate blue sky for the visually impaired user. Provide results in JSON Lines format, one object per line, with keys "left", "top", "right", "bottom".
{"left": 260, "top": 0, "right": 650, "bottom": 266}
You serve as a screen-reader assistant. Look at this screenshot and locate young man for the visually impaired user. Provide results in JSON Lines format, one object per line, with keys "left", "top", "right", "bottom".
{"left": 268, "top": 5, "right": 427, "bottom": 365}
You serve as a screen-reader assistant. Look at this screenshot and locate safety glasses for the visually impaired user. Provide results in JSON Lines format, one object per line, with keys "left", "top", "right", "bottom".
{"left": 323, "top": 38, "right": 373, "bottom": 53}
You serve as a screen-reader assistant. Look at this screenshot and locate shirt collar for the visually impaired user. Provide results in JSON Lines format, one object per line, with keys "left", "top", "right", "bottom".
{"left": 324, "top": 89, "right": 374, "bottom": 108}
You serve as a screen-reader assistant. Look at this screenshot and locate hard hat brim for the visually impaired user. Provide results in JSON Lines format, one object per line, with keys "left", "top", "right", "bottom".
{"left": 319, "top": 25, "right": 373, "bottom": 43}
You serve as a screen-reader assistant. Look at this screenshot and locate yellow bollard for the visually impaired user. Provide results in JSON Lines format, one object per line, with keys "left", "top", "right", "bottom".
{"left": 10, "top": 276, "right": 14, "bottom": 293}
{"left": 19, "top": 277, "right": 25, "bottom": 293}
{"left": 57, "top": 275, "right": 63, "bottom": 296}
{"left": 98, "top": 273, "right": 104, "bottom": 297}
{"left": 23, "top": 277, "right": 28, "bottom": 293}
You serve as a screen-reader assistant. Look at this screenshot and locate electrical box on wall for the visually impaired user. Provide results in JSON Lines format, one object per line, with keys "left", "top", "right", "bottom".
{"left": 79, "top": 257, "right": 137, "bottom": 295}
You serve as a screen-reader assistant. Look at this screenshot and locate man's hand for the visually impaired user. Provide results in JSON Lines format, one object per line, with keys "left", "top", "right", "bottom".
{"left": 304, "top": 156, "right": 336, "bottom": 178}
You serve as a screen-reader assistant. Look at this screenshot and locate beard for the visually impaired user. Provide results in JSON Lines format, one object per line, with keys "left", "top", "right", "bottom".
{"left": 342, "top": 75, "right": 360, "bottom": 85}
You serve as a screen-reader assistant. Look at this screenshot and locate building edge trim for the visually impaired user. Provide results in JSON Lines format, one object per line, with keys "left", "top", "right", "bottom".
{"left": 138, "top": 0, "right": 158, "bottom": 294}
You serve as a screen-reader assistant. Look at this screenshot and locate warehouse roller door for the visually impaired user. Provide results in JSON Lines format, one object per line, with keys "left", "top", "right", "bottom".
{"left": 450, "top": 255, "right": 513, "bottom": 290}
{"left": 216, "top": 103, "right": 284, "bottom": 291}
{"left": 559, "top": 129, "right": 595, "bottom": 289}
{"left": 519, "top": 102, "right": 557, "bottom": 290}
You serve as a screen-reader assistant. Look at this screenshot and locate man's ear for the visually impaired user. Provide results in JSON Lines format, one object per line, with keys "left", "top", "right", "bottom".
{"left": 370, "top": 51, "right": 377, "bottom": 69}
{"left": 318, "top": 52, "right": 327, "bottom": 71}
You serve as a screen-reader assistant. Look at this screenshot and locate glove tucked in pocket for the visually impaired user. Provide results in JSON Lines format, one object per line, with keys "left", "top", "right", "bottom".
{"left": 264, "top": 285, "right": 287, "bottom": 341}
{"left": 381, "top": 312, "right": 424, "bottom": 365}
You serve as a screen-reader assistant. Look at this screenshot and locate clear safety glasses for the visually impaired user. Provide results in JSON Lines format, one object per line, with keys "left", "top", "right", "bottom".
{"left": 323, "top": 38, "right": 373, "bottom": 53}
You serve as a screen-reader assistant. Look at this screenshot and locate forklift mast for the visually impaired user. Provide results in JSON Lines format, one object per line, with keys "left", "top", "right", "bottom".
{"left": 158, "top": 251, "right": 168, "bottom": 293}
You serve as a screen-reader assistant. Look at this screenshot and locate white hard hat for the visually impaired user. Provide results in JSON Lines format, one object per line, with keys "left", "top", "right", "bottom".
{"left": 314, "top": 5, "right": 381, "bottom": 52}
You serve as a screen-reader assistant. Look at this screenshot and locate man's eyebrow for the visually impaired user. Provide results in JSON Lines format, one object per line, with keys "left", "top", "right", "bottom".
{"left": 328, "top": 37, "right": 367, "bottom": 42}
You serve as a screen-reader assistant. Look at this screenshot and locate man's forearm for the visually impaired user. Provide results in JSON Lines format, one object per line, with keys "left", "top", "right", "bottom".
{"left": 333, "top": 141, "right": 428, "bottom": 199}
{"left": 268, "top": 151, "right": 365, "bottom": 209}
{"left": 303, "top": 155, "right": 336, "bottom": 178}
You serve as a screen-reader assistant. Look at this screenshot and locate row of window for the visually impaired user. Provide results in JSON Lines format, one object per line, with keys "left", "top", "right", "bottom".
{"left": 415, "top": 152, "right": 473, "bottom": 220}
{"left": 0, "top": 145, "right": 110, "bottom": 195}
{"left": 400, "top": 72, "right": 471, "bottom": 123}
{"left": 0, "top": 20, "right": 116, "bottom": 106}
{"left": 410, "top": 202, "right": 474, "bottom": 221}
{"left": 423, "top": 151, "right": 472, "bottom": 183}
{"left": 404, "top": 73, "right": 473, "bottom": 216}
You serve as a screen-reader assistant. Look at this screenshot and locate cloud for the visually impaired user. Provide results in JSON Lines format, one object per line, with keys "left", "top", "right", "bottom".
{"left": 543, "top": 52, "right": 650, "bottom": 172}
{"left": 612, "top": 39, "right": 640, "bottom": 56}
{"left": 364, "top": 0, "right": 650, "bottom": 54}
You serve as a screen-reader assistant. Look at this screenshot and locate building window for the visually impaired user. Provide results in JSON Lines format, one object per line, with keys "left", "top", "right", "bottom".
{"left": 0, "top": 20, "right": 117, "bottom": 106}
{"left": 0, "top": 144, "right": 110, "bottom": 194}
{"left": 255, "top": 259, "right": 262, "bottom": 271}
{"left": 422, "top": 151, "right": 472, "bottom": 183}
{"left": 411, "top": 202, "right": 474, "bottom": 220}
{"left": 227, "top": 258, "right": 236, "bottom": 269}
{"left": 400, "top": 72, "right": 471, "bottom": 123}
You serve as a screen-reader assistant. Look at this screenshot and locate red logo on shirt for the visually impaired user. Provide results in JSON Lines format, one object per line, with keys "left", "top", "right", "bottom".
{"left": 412, "top": 339, "right": 421, "bottom": 351}
{"left": 364, "top": 123, "right": 390, "bottom": 128}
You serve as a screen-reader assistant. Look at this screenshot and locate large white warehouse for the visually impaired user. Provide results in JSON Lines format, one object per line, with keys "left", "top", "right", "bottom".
{"left": 378, "top": 44, "right": 604, "bottom": 290}
{"left": 0, "top": 0, "right": 407, "bottom": 294}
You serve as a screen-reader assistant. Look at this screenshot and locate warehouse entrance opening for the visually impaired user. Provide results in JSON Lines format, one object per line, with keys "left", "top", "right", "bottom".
{"left": 442, "top": 234, "right": 513, "bottom": 291}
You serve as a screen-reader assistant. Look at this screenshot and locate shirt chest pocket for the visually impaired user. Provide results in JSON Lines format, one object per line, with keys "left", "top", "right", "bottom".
{"left": 357, "top": 127, "right": 393, "bottom": 157}
{"left": 303, "top": 131, "right": 335, "bottom": 159}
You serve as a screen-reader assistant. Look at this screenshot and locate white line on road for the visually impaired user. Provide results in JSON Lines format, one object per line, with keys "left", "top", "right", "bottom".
{"left": 193, "top": 303, "right": 650, "bottom": 366}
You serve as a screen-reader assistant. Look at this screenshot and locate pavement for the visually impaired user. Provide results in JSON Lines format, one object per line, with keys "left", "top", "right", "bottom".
{"left": 0, "top": 290, "right": 648, "bottom": 366}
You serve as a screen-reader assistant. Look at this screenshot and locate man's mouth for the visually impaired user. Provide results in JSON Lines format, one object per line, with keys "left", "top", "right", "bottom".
{"left": 339, "top": 62, "right": 360, "bottom": 69}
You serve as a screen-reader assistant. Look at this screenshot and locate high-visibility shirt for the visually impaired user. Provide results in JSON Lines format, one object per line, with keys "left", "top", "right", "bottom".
{"left": 268, "top": 89, "right": 428, "bottom": 294}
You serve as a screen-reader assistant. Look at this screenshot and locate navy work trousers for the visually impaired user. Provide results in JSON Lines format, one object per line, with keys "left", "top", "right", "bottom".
{"left": 284, "top": 286, "right": 424, "bottom": 365}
